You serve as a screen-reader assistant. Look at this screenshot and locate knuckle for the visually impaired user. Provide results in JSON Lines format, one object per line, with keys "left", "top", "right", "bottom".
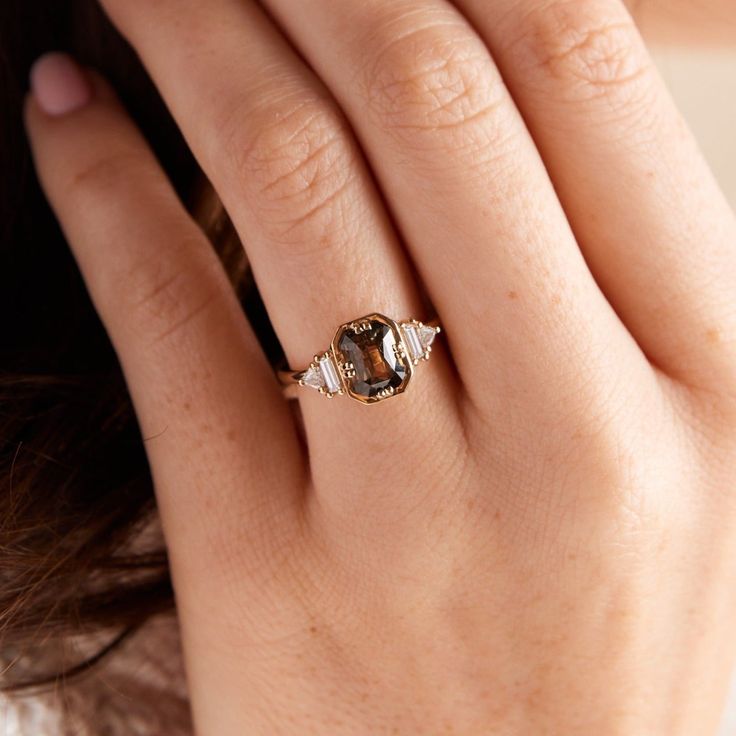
{"left": 66, "top": 150, "right": 142, "bottom": 207}
{"left": 553, "top": 402, "right": 663, "bottom": 532}
{"left": 506, "top": 2, "right": 651, "bottom": 102}
{"left": 539, "top": 358, "right": 655, "bottom": 486}
{"left": 62, "top": 148, "right": 228, "bottom": 349}
{"left": 356, "top": 22, "right": 506, "bottom": 153}
{"left": 231, "top": 96, "right": 360, "bottom": 253}
{"left": 120, "top": 237, "right": 223, "bottom": 347}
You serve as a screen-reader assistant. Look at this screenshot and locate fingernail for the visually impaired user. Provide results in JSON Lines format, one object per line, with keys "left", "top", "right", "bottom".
{"left": 30, "top": 53, "right": 92, "bottom": 116}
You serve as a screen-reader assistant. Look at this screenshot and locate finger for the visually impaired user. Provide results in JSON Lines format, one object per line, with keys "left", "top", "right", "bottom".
{"left": 454, "top": 0, "right": 736, "bottom": 391}
{"left": 96, "top": 0, "right": 465, "bottom": 517}
{"left": 25, "top": 54, "right": 304, "bottom": 575}
{"left": 96, "top": 0, "right": 428, "bottom": 371}
{"left": 225, "top": 0, "right": 654, "bottom": 419}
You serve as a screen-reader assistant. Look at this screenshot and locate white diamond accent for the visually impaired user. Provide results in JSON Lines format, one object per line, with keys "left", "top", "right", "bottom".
{"left": 401, "top": 323, "right": 424, "bottom": 361}
{"left": 302, "top": 365, "right": 325, "bottom": 390}
{"left": 418, "top": 324, "right": 438, "bottom": 351}
{"left": 319, "top": 354, "right": 341, "bottom": 393}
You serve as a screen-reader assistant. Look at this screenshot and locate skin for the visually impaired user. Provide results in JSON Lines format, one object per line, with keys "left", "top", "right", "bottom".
{"left": 23, "top": 0, "right": 736, "bottom": 733}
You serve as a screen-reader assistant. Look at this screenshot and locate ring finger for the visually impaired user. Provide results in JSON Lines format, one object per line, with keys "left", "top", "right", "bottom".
{"left": 243, "top": 0, "right": 657, "bottom": 426}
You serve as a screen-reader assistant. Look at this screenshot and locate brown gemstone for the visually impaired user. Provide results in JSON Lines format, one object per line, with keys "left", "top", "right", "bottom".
{"left": 336, "top": 318, "right": 408, "bottom": 400}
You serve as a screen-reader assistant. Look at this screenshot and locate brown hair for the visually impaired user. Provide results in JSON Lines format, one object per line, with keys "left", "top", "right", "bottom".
{"left": 0, "top": 0, "right": 278, "bottom": 691}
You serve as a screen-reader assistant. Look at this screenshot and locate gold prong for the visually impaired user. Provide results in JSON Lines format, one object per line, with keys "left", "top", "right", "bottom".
{"left": 376, "top": 385, "right": 396, "bottom": 400}
{"left": 340, "top": 361, "right": 356, "bottom": 379}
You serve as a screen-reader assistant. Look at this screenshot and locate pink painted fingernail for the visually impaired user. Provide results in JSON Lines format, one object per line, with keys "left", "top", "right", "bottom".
{"left": 30, "top": 53, "right": 92, "bottom": 116}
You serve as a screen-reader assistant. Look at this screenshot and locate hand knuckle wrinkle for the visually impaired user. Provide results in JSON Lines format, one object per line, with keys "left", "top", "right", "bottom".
{"left": 234, "top": 98, "right": 358, "bottom": 250}
{"left": 359, "top": 24, "right": 505, "bottom": 150}
{"left": 124, "top": 243, "right": 222, "bottom": 346}
{"left": 507, "top": 3, "right": 651, "bottom": 101}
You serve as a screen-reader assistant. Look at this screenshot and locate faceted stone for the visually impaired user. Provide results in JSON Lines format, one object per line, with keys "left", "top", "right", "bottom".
{"left": 336, "top": 319, "right": 408, "bottom": 399}
{"left": 401, "top": 322, "right": 438, "bottom": 361}
{"left": 401, "top": 323, "right": 424, "bottom": 361}
{"left": 319, "top": 355, "right": 342, "bottom": 393}
{"left": 418, "top": 324, "right": 438, "bottom": 351}
{"left": 302, "top": 364, "right": 325, "bottom": 390}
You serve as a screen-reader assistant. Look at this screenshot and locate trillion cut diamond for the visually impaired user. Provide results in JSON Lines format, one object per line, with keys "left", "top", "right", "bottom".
{"left": 418, "top": 324, "right": 438, "bottom": 351}
{"left": 302, "top": 364, "right": 325, "bottom": 390}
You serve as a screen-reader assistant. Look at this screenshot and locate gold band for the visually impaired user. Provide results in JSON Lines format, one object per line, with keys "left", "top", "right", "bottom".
{"left": 276, "top": 313, "right": 440, "bottom": 404}
{"left": 276, "top": 369, "right": 311, "bottom": 400}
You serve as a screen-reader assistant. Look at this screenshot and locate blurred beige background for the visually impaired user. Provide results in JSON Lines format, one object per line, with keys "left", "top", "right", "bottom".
{"left": 651, "top": 48, "right": 736, "bottom": 736}
{"left": 654, "top": 49, "right": 736, "bottom": 206}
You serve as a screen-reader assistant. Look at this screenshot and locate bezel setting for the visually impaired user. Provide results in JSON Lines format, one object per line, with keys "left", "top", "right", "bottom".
{"left": 290, "top": 313, "right": 440, "bottom": 404}
{"left": 331, "top": 312, "right": 413, "bottom": 405}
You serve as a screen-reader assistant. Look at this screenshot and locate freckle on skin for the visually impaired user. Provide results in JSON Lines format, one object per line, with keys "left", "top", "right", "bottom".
{"left": 183, "top": 401, "right": 191, "bottom": 411}
{"left": 507, "top": 290, "right": 519, "bottom": 301}
{"left": 706, "top": 327, "right": 722, "bottom": 345}
{"left": 551, "top": 294, "right": 562, "bottom": 305}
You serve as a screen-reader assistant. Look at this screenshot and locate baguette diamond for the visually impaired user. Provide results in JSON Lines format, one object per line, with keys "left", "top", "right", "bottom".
{"left": 401, "top": 321, "right": 439, "bottom": 362}
{"left": 402, "top": 322, "right": 424, "bottom": 361}
{"left": 319, "top": 354, "right": 342, "bottom": 394}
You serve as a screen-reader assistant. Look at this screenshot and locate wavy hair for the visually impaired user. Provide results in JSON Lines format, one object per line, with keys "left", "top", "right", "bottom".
{"left": 0, "top": 0, "right": 278, "bottom": 692}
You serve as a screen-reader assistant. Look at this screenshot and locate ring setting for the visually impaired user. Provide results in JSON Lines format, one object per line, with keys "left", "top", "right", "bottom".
{"left": 277, "top": 312, "right": 441, "bottom": 404}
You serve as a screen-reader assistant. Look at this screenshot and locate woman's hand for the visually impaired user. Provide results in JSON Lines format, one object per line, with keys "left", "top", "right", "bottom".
{"left": 24, "top": 0, "right": 736, "bottom": 733}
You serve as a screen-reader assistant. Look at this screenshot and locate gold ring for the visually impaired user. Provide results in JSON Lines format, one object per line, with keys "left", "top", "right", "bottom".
{"left": 276, "top": 312, "right": 441, "bottom": 404}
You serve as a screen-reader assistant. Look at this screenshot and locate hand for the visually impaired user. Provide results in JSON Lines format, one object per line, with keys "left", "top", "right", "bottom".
{"left": 25, "top": 0, "right": 736, "bottom": 733}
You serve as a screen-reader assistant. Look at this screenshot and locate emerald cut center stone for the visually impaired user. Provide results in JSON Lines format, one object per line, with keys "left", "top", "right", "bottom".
{"left": 335, "top": 317, "right": 409, "bottom": 401}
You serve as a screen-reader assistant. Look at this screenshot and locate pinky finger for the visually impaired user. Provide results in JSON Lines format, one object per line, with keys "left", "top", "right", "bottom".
{"left": 24, "top": 53, "right": 305, "bottom": 579}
